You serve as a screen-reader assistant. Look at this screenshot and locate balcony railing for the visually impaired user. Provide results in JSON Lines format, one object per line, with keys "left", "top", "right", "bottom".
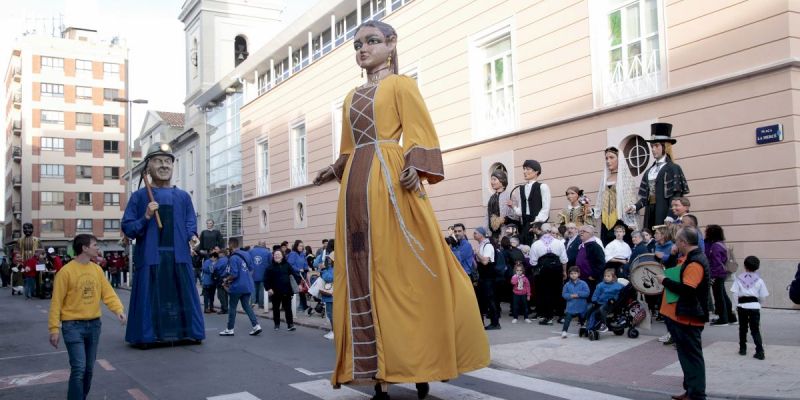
{"left": 12, "top": 175, "right": 22, "bottom": 187}
{"left": 12, "top": 202, "right": 21, "bottom": 213}
{"left": 603, "top": 50, "right": 663, "bottom": 105}
{"left": 12, "top": 146, "right": 21, "bottom": 161}
{"left": 290, "top": 164, "right": 307, "bottom": 187}
{"left": 256, "top": 175, "right": 270, "bottom": 196}
{"left": 12, "top": 92, "right": 22, "bottom": 106}
{"left": 12, "top": 120, "right": 21, "bottom": 135}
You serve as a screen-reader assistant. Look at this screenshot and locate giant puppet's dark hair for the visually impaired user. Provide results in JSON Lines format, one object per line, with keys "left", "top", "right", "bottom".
{"left": 354, "top": 20, "right": 399, "bottom": 75}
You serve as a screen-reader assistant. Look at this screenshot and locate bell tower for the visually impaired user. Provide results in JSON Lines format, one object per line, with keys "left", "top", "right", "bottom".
{"left": 178, "top": 0, "right": 285, "bottom": 104}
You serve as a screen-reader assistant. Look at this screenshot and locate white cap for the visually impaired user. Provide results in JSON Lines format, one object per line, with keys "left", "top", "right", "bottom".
{"left": 47, "top": 247, "right": 55, "bottom": 254}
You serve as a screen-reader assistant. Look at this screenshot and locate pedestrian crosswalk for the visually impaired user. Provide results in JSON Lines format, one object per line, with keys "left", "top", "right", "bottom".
{"left": 283, "top": 367, "right": 634, "bottom": 400}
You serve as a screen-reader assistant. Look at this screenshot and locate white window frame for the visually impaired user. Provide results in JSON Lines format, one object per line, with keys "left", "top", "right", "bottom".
{"left": 76, "top": 112, "right": 93, "bottom": 126}
{"left": 76, "top": 59, "right": 92, "bottom": 75}
{"left": 41, "top": 191, "right": 64, "bottom": 205}
{"left": 256, "top": 138, "right": 270, "bottom": 196}
{"left": 41, "top": 56, "right": 63, "bottom": 71}
{"left": 41, "top": 137, "right": 64, "bottom": 151}
{"left": 331, "top": 102, "right": 343, "bottom": 161}
{"left": 76, "top": 139, "right": 92, "bottom": 152}
{"left": 41, "top": 164, "right": 64, "bottom": 178}
{"left": 103, "top": 114, "right": 119, "bottom": 128}
{"left": 76, "top": 219, "right": 93, "bottom": 231}
{"left": 289, "top": 119, "right": 307, "bottom": 187}
{"left": 103, "top": 62, "right": 120, "bottom": 78}
{"left": 589, "top": 0, "right": 667, "bottom": 107}
{"left": 77, "top": 165, "right": 93, "bottom": 179}
{"left": 76, "top": 86, "right": 92, "bottom": 100}
{"left": 77, "top": 192, "right": 92, "bottom": 205}
{"left": 103, "top": 219, "right": 120, "bottom": 231}
{"left": 468, "top": 19, "right": 518, "bottom": 139}
{"left": 103, "top": 140, "right": 119, "bottom": 154}
{"left": 41, "top": 110, "right": 64, "bottom": 124}
{"left": 41, "top": 83, "right": 64, "bottom": 98}
{"left": 40, "top": 219, "right": 64, "bottom": 233}
{"left": 104, "top": 192, "right": 120, "bottom": 206}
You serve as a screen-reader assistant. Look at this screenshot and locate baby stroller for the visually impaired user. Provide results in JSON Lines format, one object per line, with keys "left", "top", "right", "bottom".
{"left": 10, "top": 267, "right": 23, "bottom": 296}
{"left": 582, "top": 281, "right": 646, "bottom": 340}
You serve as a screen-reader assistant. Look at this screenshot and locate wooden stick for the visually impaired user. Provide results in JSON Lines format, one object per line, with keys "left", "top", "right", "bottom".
{"left": 142, "top": 172, "right": 163, "bottom": 230}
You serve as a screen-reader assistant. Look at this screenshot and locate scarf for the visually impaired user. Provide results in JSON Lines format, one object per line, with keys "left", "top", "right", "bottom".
{"left": 737, "top": 272, "right": 760, "bottom": 289}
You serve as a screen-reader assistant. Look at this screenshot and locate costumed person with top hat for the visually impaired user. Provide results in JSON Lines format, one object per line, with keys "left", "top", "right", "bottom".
{"left": 626, "top": 123, "right": 689, "bottom": 232}
{"left": 508, "top": 159, "right": 551, "bottom": 245}
{"left": 121, "top": 143, "right": 204, "bottom": 347}
{"left": 594, "top": 146, "right": 638, "bottom": 246}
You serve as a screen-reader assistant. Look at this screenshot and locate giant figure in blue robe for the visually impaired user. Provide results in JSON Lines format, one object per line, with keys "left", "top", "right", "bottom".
{"left": 122, "top": 143, "right": 205, "bottom": 345}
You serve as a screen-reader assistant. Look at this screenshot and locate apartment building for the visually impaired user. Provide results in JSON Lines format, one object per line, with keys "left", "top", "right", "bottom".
{"left": 186, "top": 0, "right": 799, "bottom": 307}
{"left": 4, "top": 27, "right": 129, "bottom": 254}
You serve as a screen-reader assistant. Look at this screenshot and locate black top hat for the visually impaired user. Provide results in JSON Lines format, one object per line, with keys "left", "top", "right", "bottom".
{"left": 647, "top": 123, "right": 677, "bottom": 144}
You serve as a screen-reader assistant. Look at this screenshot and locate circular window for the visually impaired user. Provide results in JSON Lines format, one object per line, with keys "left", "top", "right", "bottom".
{"left": 623, "top": 135, "right": 650, "bottom": 177}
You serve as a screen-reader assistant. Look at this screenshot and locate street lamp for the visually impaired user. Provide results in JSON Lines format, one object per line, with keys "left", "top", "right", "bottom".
{"left": 112, "top": 97, "right": 148, "bottom": 286}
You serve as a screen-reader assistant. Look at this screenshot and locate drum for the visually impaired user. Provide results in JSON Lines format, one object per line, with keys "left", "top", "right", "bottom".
{"left": 629, "top": 253, "right": 665, "bottom": 295}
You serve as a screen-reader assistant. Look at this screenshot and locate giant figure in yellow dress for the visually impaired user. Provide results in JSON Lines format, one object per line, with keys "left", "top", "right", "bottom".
{"left": 314, "top": 21, "right": 489, "bottom": 399}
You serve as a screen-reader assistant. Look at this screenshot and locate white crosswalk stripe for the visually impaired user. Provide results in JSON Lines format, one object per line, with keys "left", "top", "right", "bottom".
{"left": 289, "top": 380, "right": 370, "bottom": 399}
{"left": 207, "top": 392, "right": 262, "bottom": 400}
{"left": 290, "top": 368, "right": 635, "bottom": 400}
{"left": 466, "top": 368, "right": 632, "bottom": 400}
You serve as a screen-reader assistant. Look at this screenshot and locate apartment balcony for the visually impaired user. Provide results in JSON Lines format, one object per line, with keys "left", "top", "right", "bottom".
{"left": 11, "top": 230, "right": 21, "bottom": 240}
{"left": 12, "top": 120, "right": 21, "bottom": 136}
{"left": 12, "top": 175, "right": 21, "bottom": 188}
{"left": 12, "top": 202, "right": 21, "bottom": 220}
{"left": 12, "top": 92, "right": 21, "bottom": 108}
{"left": 12, "top": 66, "right": 20, "bottom": 82}
{"left": 12, "top": 146, "right": 21, "bottom": 162}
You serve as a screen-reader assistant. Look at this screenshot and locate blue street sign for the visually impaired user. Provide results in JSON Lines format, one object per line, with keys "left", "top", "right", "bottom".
{"left": 755, "top": 124, "right": 783, "bottom": 145}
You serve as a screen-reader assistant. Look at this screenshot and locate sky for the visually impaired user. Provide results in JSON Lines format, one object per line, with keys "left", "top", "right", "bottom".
{"left": 0, "top": 0, "right": 316, "bottom": 220}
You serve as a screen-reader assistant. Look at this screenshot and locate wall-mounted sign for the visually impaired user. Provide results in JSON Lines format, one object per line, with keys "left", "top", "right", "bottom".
{"left": 755, "top": 124, "right": 783, "bottom": 145}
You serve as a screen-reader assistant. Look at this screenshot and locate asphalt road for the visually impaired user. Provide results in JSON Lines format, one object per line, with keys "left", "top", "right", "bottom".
{"left": 0, "top": 286, "right": 690, "bottom": 400}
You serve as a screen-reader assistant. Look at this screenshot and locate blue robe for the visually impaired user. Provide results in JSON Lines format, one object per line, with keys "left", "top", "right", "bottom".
{"left": 122, "top": 186, "right": 205, "bottom": 344}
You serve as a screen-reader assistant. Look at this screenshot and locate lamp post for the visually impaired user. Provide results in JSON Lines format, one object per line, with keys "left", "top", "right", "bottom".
{"left": 112, "top": 97, "right": 148, "bottom": 287}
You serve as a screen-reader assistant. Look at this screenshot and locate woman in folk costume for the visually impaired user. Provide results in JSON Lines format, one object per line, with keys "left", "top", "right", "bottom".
{"left": 313, "top": 20, "right": 489, "bottom": 400}
{"left": 487, "top": 169, "right": 517, "bottom": 240}
{"left": 594, "top": 146, "right": 638, "bottom": 246}
{"left": 557, "top": 186, "right": 593, "bottom": 229}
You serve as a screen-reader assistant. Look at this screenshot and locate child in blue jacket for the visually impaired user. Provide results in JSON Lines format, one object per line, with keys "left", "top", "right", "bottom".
{"left": 561, "top": 266, "right": 590, "bottom": 338}
{"left": 585, "top": 268, "right": 624, "bottom": 334}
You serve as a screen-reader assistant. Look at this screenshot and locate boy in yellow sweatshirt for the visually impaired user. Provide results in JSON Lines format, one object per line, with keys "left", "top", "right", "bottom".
{"left": 48, "top": 234, "right": 126, "bottom": 400}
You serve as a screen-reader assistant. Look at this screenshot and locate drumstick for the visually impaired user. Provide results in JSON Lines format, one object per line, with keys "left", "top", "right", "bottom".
{"left": 142, "top": 171, "right": 163, "bottom": 230}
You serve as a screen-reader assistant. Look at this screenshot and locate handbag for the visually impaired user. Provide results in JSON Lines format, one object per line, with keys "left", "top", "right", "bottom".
{"left": 724, "top": 244, "right": 738, "bottom": 274}
{"left": 289, "top": 273, "right": 300, "bottom": 294}
{"left": 299, "top": 277, "right": 310, "bottom": 294}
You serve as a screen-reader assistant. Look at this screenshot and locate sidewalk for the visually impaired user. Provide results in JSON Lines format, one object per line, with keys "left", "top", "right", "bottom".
{"left": 285, "top": 303, "right": 800, "bottom": 400}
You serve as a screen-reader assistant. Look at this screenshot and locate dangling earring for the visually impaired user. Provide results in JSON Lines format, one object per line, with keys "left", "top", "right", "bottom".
{"left": 386, "top": 55, "right": 392, "bottom": 69}
{"left": 361, "top": 68, "right": 364, "bottom": 78}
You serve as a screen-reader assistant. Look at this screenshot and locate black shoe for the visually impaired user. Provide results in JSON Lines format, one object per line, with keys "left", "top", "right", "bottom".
{"left": 739, "top": 345, "right": 746, "bottom": 356}
{"left": 372, "top": 383, "right": 390, "bottom": 400}
{"left": 484, "top": 324, "right": 501, "bottom": 330}
{"left": 217, "top": 310, "right": 227, "bottom": 314}
{"left": 415, "top": 382, "right": 429, "bottom": 399}
{"left": 754, "top": 352, "right": 765, "bottom": 360}
{"left": 287, "top": 325, "right": 296, "bottom": 331}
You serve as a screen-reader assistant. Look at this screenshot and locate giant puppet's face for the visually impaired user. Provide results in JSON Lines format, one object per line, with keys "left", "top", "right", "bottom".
{"left": 148, "top": 155, "right": 174, "bottom": 182}
{"left": 353, "top": 26, "right": 396, "bottom": 73}
{"left": 23, "top": 223, "right": 33, "bottom": 236}
{"left": 605, "top": 150, "right": 619, "bottom": 173}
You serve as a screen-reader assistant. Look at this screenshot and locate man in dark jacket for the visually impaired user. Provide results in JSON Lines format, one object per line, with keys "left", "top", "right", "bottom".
{"left": 198, "top": 220, "right": 224, "bottom": 258}
{"left": 624, "top": 230, "right": 648, "bottom": 279}
{"left": 657, "top": 227, "right": 710, "bottom": 400}
{"left": 575, "top": 225, "right": 605, "bottom": 295}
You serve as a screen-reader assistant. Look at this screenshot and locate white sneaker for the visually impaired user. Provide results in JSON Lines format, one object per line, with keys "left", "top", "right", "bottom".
{"left": 524, "top": 319, "right": 532, "bottom": 324}
{"left": 658, "top": 333, "right": 671, "bottom": 342}
{"left": 323, "top": 331, "right": 334, "bottom": 340}
{"left": 511, "top": 319, "right": 518, "bottom": 324}
{"left": 219, "top": 328, "right": 234, "bottom": 336}
{"left": 561, "top": 331, "right": 568, "bottom": 339}
{"left": 249, "top": 324, "right": 262, "bottom": 336}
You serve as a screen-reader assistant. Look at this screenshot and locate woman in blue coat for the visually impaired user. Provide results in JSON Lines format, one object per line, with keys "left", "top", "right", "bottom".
{"left": 286, "top": 240, "right": 309, "bottom": 312}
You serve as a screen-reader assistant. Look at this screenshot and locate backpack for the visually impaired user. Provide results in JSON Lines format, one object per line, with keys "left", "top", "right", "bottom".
{"left": 789, "top": 263, "right": 800, "bottom": 305}
{"left": 494, "top": 248, "right": 508, "bottom": 281}
{"left": 724, "top": 244, "right": 738, "bottom": 274}
{"left": 536, "top": 252, "right": 562, "bottom": 276}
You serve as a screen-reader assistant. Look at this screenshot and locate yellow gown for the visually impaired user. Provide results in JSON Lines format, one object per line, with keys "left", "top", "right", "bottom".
{"left": 330, "top": 75, "right": 489, "bottom": 386}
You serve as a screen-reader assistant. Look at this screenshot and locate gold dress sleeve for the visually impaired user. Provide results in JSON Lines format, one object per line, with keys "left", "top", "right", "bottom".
{"left": 395, "top": 76, "right": 444, "bottom": 184}
{"left": 331, "top": 90, "right": 355, "bottom": 181}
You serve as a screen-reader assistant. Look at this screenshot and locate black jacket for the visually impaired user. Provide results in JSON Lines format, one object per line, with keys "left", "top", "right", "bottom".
{"left": 661, "top": 248, "right": 710, "bottom": 322}
{"left": 264, "top": 260, "right": 300, "bottom": 296}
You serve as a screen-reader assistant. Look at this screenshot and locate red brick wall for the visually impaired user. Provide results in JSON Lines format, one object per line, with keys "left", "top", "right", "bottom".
{"left": 64, "top": 219, "right": 76, "bottom": 238}
{"left": 32, "top": 55, "right": 41, "bottom": 74}
{"left": 64, "top": 138, "right": 75, "bottom": 157}
{"left": 92, "top": 140, "right": 103, "bottom": 158}
{"left": 32, "top": 219, "right": 41, "bottom": 237}
{"left": 32, "top": 137, "right": 40, "bottom": 155}
{"left": 32, "top": 109, "right": 41, "bottom": 128}
{"left": 64, "top": 112, "right": 76, "bottom": 130}
{"left": 32, "top": 191, "right": 40, "bottom": 210}
{"left": 64, "top": 58, "right": 75, "bottom": 77}
{"left": 64, "top": 192, "right": 76, "bottom": 211}
{"left": 32, "top": 82, "right": 41, "bottom": 102}
{"left": 92, "top": 193, "right": 103, "bottom": 211}
{"left": 32, "top": 164, "right": 40, "bottom": 183}
{"left": 92, "top": 219, "right": 103, "bottom": 238}
{"left": 92, "top": 166, "right": 103, "bottom": 184}
{"left": 64, "top": 165, "right": 76, "bottom": 184}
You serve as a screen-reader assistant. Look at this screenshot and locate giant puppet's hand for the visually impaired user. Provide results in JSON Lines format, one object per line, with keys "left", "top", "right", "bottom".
{"left": 313, "top": 167, "right": 336, "bottom": 186}
{"left": 399, "top": 168, "right": 420, "bottom": 191}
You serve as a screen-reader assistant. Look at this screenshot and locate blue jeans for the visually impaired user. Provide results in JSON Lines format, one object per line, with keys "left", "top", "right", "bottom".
{"left": 24, "top": 277, "right": 35, "bottom": 298}
{"left": 562, "top": 312, "right": 585, "bottom": 333}
{"left": 251, "top": 281, "right": 265, "bottom": 309}
{"left": 62, "top": 319, "right": 101, "bottom": 400}
{"left": 324, "top": 300, "right": 333, "bottom": 326}
{"left": 228, "top": 292, "right": 258, "bottom": 330}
